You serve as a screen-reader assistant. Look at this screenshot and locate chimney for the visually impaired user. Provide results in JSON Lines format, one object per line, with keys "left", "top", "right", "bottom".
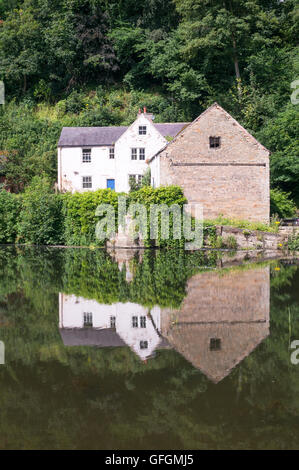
{"left": 143, "top": 106, "right": 147, "bottom": 114}
{"left": 138, "top": 108, "right": 142, "bottom": 114}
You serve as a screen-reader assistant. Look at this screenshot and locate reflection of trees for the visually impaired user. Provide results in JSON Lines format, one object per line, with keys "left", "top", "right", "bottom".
{"left": 0, "top": 247, "right": 298, "bottom": 449}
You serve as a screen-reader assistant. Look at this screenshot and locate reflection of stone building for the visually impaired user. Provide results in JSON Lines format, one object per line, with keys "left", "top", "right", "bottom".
{"left": 161, "top": 267, "right": 270, "bottom": 383}
{"left": 59, "top": 266, "right": 270, "bottom": 383}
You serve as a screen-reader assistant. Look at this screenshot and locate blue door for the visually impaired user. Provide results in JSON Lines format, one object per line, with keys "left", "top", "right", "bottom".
{"left": 107, "top": 179, "right": 115, "bottom": 190}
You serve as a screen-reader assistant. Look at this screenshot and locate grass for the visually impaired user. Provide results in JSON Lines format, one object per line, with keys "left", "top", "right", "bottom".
{"left": 204, "top": 215, "right": 279, "bottom": 233}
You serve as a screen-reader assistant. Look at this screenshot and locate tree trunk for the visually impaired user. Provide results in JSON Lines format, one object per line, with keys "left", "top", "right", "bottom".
{"left": 23, "top": 75, "right": 27, "bottom": 94}
{"left": 232, "top": 36, "right": 242, "bottom": 98}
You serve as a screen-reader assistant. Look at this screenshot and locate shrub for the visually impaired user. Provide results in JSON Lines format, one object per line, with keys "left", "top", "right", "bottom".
{"left": 17, "top": 176, "right": 64, "bottom": 245}
{"left": 288, "top": 234, "right": 299, "bottom": 251}
{"left": 270, "top": 188, "right": 297, "bottom": 218}
{"left": 0, "top": 191, "right": 22, "bottom": 243}
{"left": 63, "top": 189, "right": 120, "bottom": 246}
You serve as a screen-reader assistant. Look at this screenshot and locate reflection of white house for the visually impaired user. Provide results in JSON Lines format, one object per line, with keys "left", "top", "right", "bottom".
{"left": 57, "top": 109, "right": 187, "bottom": 193}
{"left": 59, "top": 294, "right": 164, "bottom": 360}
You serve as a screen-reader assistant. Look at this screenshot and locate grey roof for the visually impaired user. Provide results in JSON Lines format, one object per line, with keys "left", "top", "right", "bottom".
{"left": 154, "top": 123, "right": 189, "bottom": 138}
{"left": 57, "top": 123, "right": 189, "bottom": 147}
{"left": 58, "top": 126, "right": 127, "bottom": 147}
{"left": 60, "top": 328, "right": 126, "bottom": 347}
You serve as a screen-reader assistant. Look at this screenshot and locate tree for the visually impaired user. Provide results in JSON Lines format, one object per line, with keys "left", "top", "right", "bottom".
{"left": 0, "top": 6, "right": 43, "bottom": 93}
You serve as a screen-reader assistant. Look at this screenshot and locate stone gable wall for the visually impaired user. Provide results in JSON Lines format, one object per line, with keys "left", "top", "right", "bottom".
{"left": 159, "top": 104, "right": 270, "bottom": 223}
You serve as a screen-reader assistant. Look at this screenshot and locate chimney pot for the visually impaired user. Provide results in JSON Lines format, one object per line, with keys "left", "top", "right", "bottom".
{"left": 138, "top": 108, "right": 141, "bottom": 114}
{"left": 143, "top": 106, "right": 147, "bottom": 113}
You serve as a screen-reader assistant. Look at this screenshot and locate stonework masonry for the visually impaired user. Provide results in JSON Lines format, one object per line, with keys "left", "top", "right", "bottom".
{"left": 155, "top": 103, "right": 270, "bottom": 223}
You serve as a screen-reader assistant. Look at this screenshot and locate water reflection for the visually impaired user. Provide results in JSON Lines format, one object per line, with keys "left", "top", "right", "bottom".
{"left": 59, "top": 266, "right": 270, "bottom": 383}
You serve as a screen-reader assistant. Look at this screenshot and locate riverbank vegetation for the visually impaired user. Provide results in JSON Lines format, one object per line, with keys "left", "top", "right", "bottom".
{"left": 0, "top": 177, "right": 294, "bottom": 247}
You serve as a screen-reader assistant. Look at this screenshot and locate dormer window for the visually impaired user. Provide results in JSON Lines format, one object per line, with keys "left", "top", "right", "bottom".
{"left": 82, "top": 148, "right": 91, "bottom": 162}
{"left": 139, "top": 126, "right": 147, "bottom": 135}
{"left": 209, "top": 136, "right": 221, "bottom": 149}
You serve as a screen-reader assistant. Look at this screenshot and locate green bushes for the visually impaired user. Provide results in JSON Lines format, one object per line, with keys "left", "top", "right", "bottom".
{"left": 270, "top": 188, "right": 297, "bottom": 219}
{"left": 17, "top": 177, "right": 65, "bottom": 245}
{"left": 0, "top": 191, "right": 22, "bottom": 244}
{"left": 0, "top": 183, "right": 291, "bottom": 248}
{"left": 64, "top": 189, "right": 120, "bottom": 246}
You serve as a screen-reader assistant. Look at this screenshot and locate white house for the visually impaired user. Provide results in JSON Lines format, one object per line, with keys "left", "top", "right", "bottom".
{"left": 59, "top": 293, "right": 164, "bottom": 360}
{"left": 57, "top": 108, "right": 187, "bottom": 193}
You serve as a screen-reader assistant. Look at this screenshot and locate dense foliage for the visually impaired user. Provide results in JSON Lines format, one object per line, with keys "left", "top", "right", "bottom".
{"left": 0, "top": 180, "right": 202, "bottom": 246}
{"left": 0, "top": 0, "right": 298, "bottom": 205}
{"left": 270, "top": 188, "right": 297, "bottom": 218}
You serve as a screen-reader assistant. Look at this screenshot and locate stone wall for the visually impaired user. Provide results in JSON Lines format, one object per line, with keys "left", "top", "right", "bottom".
{"left": 159, "top": 103, "right": 270, "bottom": 223}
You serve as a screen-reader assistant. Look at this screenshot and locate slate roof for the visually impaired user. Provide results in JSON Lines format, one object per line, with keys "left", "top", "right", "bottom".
{"left": 57, "top": 123, "right": 189, "bottom": 147}
{"left": 60, "top": 327, "right": 126, "bottom": 347}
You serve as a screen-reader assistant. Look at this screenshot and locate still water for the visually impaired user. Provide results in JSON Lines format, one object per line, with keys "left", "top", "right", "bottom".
{"left": 0, "top": 246, "right": 298, "bottom": 450}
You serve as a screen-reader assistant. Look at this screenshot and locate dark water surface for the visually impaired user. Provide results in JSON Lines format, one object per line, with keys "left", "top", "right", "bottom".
{"left": 0, "top": 246, "right": 298, "bottom": 450}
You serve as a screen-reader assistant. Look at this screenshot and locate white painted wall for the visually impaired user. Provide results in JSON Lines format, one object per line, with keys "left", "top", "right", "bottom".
{"left": 58, "top": 114, "right": 167, "bottom": 193}
{"left": 58, "top": 146, "right": 117, "bottom": 193}
{"left": 114, "top": 114, "right": 166, "bottom": 192}
{"left": 59, "top": 293, "right": 162, "bottom": 360}
{"left": 149, "top": 154, "right": 161, "bottom": 188}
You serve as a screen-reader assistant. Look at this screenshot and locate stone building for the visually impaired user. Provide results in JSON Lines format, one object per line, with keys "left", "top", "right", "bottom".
{"left": 149, "top": 103, "right": 270, "bottom": 223}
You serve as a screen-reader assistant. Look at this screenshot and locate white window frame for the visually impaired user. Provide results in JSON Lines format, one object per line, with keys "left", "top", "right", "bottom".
{"left": 82, "top": 176, "right": 92, "bottom": 189}
{"left": 109, "top": 147, "right": 115, "bottom": 159}
{"left": 131, "top": 148, "right": 137, "bottom": 160}
{"left": 139, "top": 148, "right": 145, "bottom": 160}
{"left": 139, "top": 126, "right": 147, "bottom": 135}
{"left": 83, "top": 312, "right": 93, "bottom": 327}
{"left": 82, "top": 148, "right": 91, "bottom": 163}
{"left": 129, "top": 174, "right": 143, "bottom": 185}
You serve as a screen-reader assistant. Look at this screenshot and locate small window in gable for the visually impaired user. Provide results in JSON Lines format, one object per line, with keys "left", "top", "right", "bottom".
{"left": 139, "top": 126, "right": 147, "bottom": 135}
{"left": 210, "top": 338, "right": 221, "bottom": 351}
{"left": 140, "top": 340, "right": 148, "bottom": 350}
{"left": 82, "top": 148, "right": 91, "bottom": 162}
{"left": 209, "top": 136, "right": 221, "bottom": 149}
{"left": 109, "top": 147, "right": 115, "bottom": 159}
